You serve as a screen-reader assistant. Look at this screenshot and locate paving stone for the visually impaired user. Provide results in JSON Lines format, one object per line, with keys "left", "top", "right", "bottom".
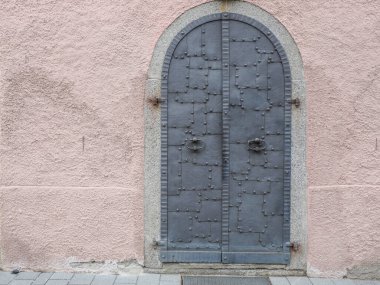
{"left": 9, "top": 281, "right": 33, "bottom": 285}
{"left": 0, "top": 272, "right": 16, "bottom": 284}
{"left": 115, "top": 274, "right": 138, "bottom": 284}
{"left": 310, "top": 278, "right": 335, "bottom": 285}
{"left": 68, "top": 274, "right": 94, "bottom": 285}
{"left": 45, "top": 281, "right": 69, "bottom": 285}
{"left": 91, "top": 275, "right": 116, "bottom": 285}
{"left": 183, "top": 276, "right": 270, "bottom": 285}
{"left": 270, "top": 277, "right": 291, "bottom": 285}
{"left": 287, "top": 277, "right": 313, "bottom": 285}
{"left": 160, "top": 274, "right": 181, "bottom": 285}
{"left": 50, "top": 273, "right": 73, "bottom": 280}
{"left": 33, "top": 273, "right": 54, "bottom": 285}
{"left": 136, "top": 273, "right": 160, "bottom": 285}
{"left": 333, "top": 280, "right": 356, "bottom": 285}
{"left": 15, "top": 273, "right": 41, "bottom": 280}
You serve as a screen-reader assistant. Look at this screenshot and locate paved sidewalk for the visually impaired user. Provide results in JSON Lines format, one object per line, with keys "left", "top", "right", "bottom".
{"left": 0, "top": 271, "right": 379, "bottom": 285}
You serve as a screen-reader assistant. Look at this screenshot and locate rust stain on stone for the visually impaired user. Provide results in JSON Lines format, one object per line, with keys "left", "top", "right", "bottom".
{"left": 220, "top": 0, "right": 228, "bottom": 12}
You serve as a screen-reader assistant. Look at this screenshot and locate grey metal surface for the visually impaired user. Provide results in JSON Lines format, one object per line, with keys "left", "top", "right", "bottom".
{"left": 161, "top": 13, "right": 224, "bottom": 263}
{"left": 183, "top": 276, "right": 270, "bottom": 285}
{"left": 161, "top": 13, "right": 291, "bottom": 264}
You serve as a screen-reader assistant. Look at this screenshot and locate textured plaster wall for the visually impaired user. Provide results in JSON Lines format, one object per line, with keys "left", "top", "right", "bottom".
{"left": 0, "top": 0, "right": 379, "bottom": 277}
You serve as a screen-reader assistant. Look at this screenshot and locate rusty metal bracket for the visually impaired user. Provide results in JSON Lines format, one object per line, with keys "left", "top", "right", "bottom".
{"left": 288, "top": 98, "right": 300, "bottom": 108}
{"left": 152, "top": 238, "right": 165, "bottom": 249}
{"left": 148, "top": 97, "right": 164, "bottom": 106}
{"left": 285, "top": 241, "right": 300, "bottom": 252}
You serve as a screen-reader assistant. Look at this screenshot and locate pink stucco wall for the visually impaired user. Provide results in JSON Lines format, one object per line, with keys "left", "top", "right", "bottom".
{"left": 0, "top": 0, "right": 379, "bottom": 276}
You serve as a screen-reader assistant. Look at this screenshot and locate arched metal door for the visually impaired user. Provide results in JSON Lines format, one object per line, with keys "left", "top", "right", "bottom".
{"left": 160, "top": 13, "right": 291, "bottom": 264}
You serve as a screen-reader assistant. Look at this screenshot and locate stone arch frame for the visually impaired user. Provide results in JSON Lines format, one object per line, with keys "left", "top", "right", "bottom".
{"left": 144, "top": 1, "right": 306, "bottom": 274}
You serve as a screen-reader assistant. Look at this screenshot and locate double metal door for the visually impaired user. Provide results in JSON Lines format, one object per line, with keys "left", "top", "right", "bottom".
{"left": 161, "top": 13, "right": 291, "bottom": 264}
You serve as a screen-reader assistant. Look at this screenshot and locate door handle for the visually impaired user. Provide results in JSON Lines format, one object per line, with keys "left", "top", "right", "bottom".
{"left": 248, "top": 138, "right": 266, "bottom": 152}
{"left": 186, "top": 137, "right": 204, "bottom": 151}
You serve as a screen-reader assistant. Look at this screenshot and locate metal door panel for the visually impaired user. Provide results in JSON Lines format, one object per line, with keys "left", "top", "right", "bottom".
{"left": 238, "top": 194, "right": 267, "bottom": 231}
{"left": 268, "top": 64, "right": 285, "bottom": 104}
{"left": 189, "top": 68, "right": 208, "bottom": 89}
{"left": 181, "top": 164, "right": 210, "bottom": 189}
{"left": 168, "top": 128, "right": 190, "bottom": 146}
{"left": 242, "top": 90, "right": 270, "bottom": 110}
{"left": 198, "top": 200, "right": 222, "bottom": 221}
{"left": 191, "top": 105, "right": 207, "bottom": 135}
{"left": 187, "top": 26, "right": 203, "bottom": 56}
{"left": 203, "top": 21, "right": 222, "bottom": 59}
{"left": 161, "top": 251, "right": 221, "bottom": 263}
{"left": 222, "top": 252, "right": 290, "bottom": 264}
{"left": 265, "top": 135, "right": 284, "bottom": 151}
{"left": 174, "top": 90, "right": 207, "bottom": 103}
{"left": 236, "top": 66, "right": 257, "bottom": 88}
{"left": 229, "top": 109, "right": 265, "bottom": 142}
{"left": 246, "top": 166, "right": 283, "bottom": 182}
{"left": 263, "top": 192, "right": 284, "bottom": 215}
{"left": 208, "top": 69, "right": 223, "bottom": 93}
{"left": 162, "top": 13, "right": 291, "bottom": 264}
{"left": 230, "top": 143, "right": 250, "bottom": 173}
{"left": 230, "top": 42, "right": 258, "bottom": 66}
{"left": 260, "top": 215, "right": 284, "bottom": 248}
{"left": 256, "top": 55, "right": 269, "bottom": 89}
{"left": 168, "top": 212, "right": 193, "bottom": 242}
{"left": 265, "top": 107, "right": 285, "bottom": 134}
{"left": 226, "top": 16, "right": 289, "bottom": 264}
{"left": 168, "top": 191, "right": 201, "bottom": 212}
{"left": 168, "top": 103, "right": 192, "bottom": 128}
{"left": 266, "top": 151, "right": 284, "bottom": 168}
{"left": 190, "top": 57, "right": 208, "bottom": 69}
{"left": 168, "top": 58, "right": 190, "bottom": 93}
{"left": 206, "top": 94, "right": 222, "bottom": 113}
{"left": 173, "top": 38, "right": 188, "bottom": 58}
{"left": 228, "top": 232, "right": 261, "bottom": 251}
{"left": 211, "top": 166, "right": 223, "bottom": 189}
{"left": 206, "top": 113, "right": 222, "bottom": 134}
{"left": 230, "top": 180, "right": 270, "bottom": 195}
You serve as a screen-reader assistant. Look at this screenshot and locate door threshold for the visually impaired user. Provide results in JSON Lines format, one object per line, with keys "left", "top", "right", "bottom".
{"left": 144, "top": 265, "right": 305, "bottom": 276}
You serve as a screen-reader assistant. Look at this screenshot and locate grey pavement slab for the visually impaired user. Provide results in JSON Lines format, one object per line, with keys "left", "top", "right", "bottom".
{"left": 288, "top": 277, "right": 313, "bottom": 285}
{"left": 68, "top": 274, "right": 94, "bottom": 285}
{"left": 1, "top": 271, "right": 380, "bottom": 285}
{"left": 332, "top": 280, "right": 356, "bottom": 285}
{"left": 159, "top": 274, "right": 181, "bottom": 285}
{"left": 270, "top": 277, "right": 291, "bottom": 285}
{"left": 310, "top": 278, "right": 335, "bottom": 285}
{"left": 0, "top": 272, "right": 15, "bottom": 284}
{"left": 15, "top": 272, "right": 41, "bottom": 280}
{"left": 183, "top": 276, "right": 270, "bottom": 285}
{"left": 136, "top": 273, "right": 160, "bottom": 285}
{"left": 91, "top": 274, "right": 116, "bottom": 285}
{"left": 9, "top": 281, "right": 33, "bottom": 285}
{"left": 50, "top": 273, "right": 73, "bottom": 280}
{"left": 33, "top": 273, "right": 54, "bottom": 285}
{"left": 45, "top": 281, "right": 69, "bottom": 285}
{"left": 115, "top": 274, "right": 139, "bottom": 284}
